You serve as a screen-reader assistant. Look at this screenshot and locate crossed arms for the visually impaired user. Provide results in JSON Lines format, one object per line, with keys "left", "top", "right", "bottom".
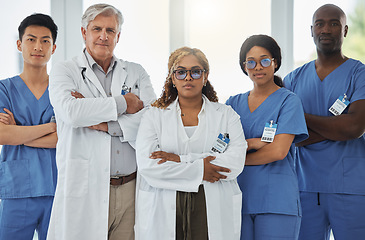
{"left": 0, "top": 108, "right": 57, "bottom": 148}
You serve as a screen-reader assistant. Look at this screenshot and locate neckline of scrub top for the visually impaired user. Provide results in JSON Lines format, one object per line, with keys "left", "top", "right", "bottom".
{"left": 14, "top": 75, "right": 50, "bottom": 102}
{"left": 246, "top": 87, "right": 283, "bottom": 114}
{"left": 313, "top": 58, "right": 351, "bottom": 83}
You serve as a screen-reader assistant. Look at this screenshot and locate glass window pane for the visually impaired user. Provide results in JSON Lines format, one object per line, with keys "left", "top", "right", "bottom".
{"left": 186, "top": 0, "right": 271, "bottom": 101}
{"left": 293, "top": 0, "right": 359, "bottom": 68}
{"left": 83, "top": 0, "right": 271, "bottom": 102}
{"left": 83, "top": 0, "right": 170, "bottom": 97}
{"left": 1, "top": 1, "right": 50, "bottom": 79}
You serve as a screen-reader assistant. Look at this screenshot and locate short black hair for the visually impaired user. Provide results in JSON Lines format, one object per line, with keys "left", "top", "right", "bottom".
{"left": 18, "top": 13, "right": 58, "bottom": 44}
{"left": 239, "top": 34, "right": 283, "bottom": 87}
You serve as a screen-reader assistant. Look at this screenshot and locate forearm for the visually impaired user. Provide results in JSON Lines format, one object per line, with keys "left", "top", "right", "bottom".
{"left": 0, "top": 123, "right": 56, "bottom": 145}
{"left": 245, "top": 134, "right": 294, "bottom": 166}
{"left": 24, "top": 132, "right": 58, "bottom": 148}
{"left": 306, "top": 113, "right": 364, "bottom": 141}
{"left": 245, "top": 150, "right": 282, "bottom": 166}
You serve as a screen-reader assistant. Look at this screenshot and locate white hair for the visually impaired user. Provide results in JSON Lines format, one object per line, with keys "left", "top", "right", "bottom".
{"left": 81, "top": 3, "right": 123, "bottom": 33}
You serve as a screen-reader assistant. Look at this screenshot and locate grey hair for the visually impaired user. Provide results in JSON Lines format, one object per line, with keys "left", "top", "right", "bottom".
{"left": 81, "top": 3, "right": 124, "bottom": 33}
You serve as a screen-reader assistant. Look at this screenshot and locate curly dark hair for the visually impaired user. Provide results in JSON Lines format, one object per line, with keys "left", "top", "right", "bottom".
{"left": 152, "top": 47, "right": 218, "bottom": 108}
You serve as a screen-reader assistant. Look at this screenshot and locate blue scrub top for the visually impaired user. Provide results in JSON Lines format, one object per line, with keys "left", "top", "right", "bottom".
{"left": 0, "top": 76, "right": 57, "bottom": 199}
{"left": 284, "top": 59, "right": 365, "bottom": 195}
{"left": 226, "top": 87, "right": 308, "bottom": 216}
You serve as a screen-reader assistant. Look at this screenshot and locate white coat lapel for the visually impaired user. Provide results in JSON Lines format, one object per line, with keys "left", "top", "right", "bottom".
{"left": 76, "top": 52, "right": 107, "bottom": 98}
{"left": 204, "top": 98, "right": 223, "bottom": 150}
{"left": 160, "top": 99, "right": 183, "bottom": 154}
{"left": 83, "top": 67, "right": 107, "bottom": 98}
{"left": 111, "top": 60, "right": 127, "bottom": 97}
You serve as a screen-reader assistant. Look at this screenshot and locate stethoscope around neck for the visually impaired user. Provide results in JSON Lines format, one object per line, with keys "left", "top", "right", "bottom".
{"left": 80, "top": 67, "right": 138, "bottom": 96}
{"left": 81, "top": 68, "right": 86, "bottom": 80}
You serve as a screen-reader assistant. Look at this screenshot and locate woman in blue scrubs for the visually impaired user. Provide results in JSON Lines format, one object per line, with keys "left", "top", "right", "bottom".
{"left": 226, "top": 34, "right": 308, "bottom": 240}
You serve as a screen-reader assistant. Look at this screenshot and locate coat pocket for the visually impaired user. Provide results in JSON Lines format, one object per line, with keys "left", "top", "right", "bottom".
{"left": 0, "top": 159, "right": 31, "bottom": 198}
{"left": 64, "top": 158, "right": 89, "bottom": 197}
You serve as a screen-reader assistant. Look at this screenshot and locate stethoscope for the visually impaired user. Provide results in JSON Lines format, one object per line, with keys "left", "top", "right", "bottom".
{"left": 81, "top": 67, "right": 140, "bottom": 96}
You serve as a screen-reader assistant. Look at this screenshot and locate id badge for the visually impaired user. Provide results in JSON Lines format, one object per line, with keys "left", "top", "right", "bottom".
{"left": 121, "top": 84, "right": 131, "bottom": 95}
{"left": 329, "top": 94, "right": 349, "bottom": 116}
{"left": 211, "top": 133, "right": 230, "bottom": 153}
{"left": 261, "top": 120, "right": 277, "bottom": 143}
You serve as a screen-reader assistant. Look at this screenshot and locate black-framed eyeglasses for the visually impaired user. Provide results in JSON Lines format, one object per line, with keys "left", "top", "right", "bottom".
{"left": 243, "top": 58, "right": 274, "bottom": 69}
{"left": 173, "top": 69, "right": 205, "bottom": 80}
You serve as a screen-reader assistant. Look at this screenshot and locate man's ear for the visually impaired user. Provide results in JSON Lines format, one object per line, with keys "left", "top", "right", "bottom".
{"left": 344, "top": 25, "right": 348, "bottom": 37}
{"left": 81, "top": 27, "right": 87, "bottom": 42}
{"left": 16, "top": 40, "right": 22, "bottom": 52}
{"left": 52, "top": 44, "right": 57, "bottom": 55}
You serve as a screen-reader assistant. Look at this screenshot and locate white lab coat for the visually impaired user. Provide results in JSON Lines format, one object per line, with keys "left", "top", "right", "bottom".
{"left": 135, "top": 96, "right": 247, "bottom": 240}
{"left": 47, "top": 51, "right": 156, "bottom": 240}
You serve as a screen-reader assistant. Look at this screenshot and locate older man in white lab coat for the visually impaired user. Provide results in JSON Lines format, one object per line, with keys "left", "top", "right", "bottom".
{"left": 47, "top": 3, "right": 155, "bottom": 240}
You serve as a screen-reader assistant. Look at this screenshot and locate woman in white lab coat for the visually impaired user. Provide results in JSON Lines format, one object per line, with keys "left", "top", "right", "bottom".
{"left": 135, "top": 47, "right": 247, "bottom": 240}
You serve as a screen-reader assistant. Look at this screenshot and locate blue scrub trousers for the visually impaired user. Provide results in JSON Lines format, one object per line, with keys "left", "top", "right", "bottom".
{"left": 299, "top": 192, "right": 365, "bottom": 240}
{"left": 241, "top": 213, "right": 301, "bottom": 240}
{"left": 0, "top": 196, "right": 53, "bottom": 240}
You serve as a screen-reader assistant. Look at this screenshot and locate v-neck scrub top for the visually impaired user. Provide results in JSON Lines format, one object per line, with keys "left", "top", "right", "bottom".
{"left": 0, "top": 76, "right": 57, "bottom": 199}
{"left": 226, "top": 87, "right": 308, "bottom": 216}
{"left": 284, "top": 59, "right": 365, "bottom": 195}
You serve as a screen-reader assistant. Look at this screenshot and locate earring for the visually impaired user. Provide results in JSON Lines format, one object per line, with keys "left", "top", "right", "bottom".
{"left": 173, "top": 84, "right": 176, "bottom": 88}
{"left": 203, "top": 82, "right": 207, "bottom": 87}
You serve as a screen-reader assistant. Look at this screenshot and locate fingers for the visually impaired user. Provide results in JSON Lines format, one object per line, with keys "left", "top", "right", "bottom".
{"left": 0, "top": 117, "right": 9, "bottom": 124}
{"left": 203, "top": 156, "right": 216, "bottom": 162}
{"left": 203, "top": 157, "right": 231, "bottom": 183}
{"left": 150, "top": 151, "right": 164, "bottom": 159}
{"left": 0, "top": 112, "right": 15, "bottom": 125}
{"left": 214, "top": 165, "right": 231, "bottom": 173}
{"left": 71, "top": 91, "right": 85, "bottom": 99}
{"left": 125, "top": 93, "right": 144, "bottom": 114}
{"left": 150, "top": 151, "right": 180, "bottom": 164}
{"left": 3, "top": 108, "right": 13, "bottom": 116}
{"left": 157, "top": 159, "right": 167, "bottom": 164}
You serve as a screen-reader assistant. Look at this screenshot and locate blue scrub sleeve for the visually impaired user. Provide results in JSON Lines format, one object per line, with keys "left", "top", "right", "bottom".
{"left": 0, "top": 81, "right": 11, "bottom": 114}
{"left": 351, "top": 66, "right": 365, "bottom": 103}
{"left": 276, "top": 94, "right": 308, "bottom": 143}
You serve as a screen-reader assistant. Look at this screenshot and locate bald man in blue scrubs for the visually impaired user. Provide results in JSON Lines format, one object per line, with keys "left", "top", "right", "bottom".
{"left": 284, "top": 4, "right": 365, "bottom": 240}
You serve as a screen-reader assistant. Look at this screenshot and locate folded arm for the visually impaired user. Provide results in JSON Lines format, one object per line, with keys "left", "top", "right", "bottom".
{"left": 303, "top": 99, "right": 365, "bottom": 143}
{"left": 245, "top": 134, "right": 295, "bottom": 166}
{"left": 49, "top": 63, "right": 118, "bottom": 128}
{"left": 0, "top": 121, "right": 56, "bottom": 146}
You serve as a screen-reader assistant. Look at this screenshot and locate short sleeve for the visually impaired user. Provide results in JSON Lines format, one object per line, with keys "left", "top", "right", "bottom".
{"left": 0, "top": 81, "right": 11, "bottom": 114}
{"left": 276, "top": 93, "right": 308, "bottom": 143}
{"left": 351, "top": 66, "right": 365, "bottom": 103}
{"left": 283, "top": 72, "right": 294, "bottom": 91}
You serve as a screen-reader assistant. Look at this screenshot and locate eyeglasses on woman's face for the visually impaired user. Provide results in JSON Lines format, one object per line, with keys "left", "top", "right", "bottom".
{"left": 243, "top": 58, "right": 274, "bottom": 70}
{"left": 173, "top": 68, "right": 205, "bottom": 80}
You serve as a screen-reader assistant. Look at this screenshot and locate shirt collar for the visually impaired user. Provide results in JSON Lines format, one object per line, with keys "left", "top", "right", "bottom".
{"left": 83, "top": 48, "right": 118, "bottom": 74}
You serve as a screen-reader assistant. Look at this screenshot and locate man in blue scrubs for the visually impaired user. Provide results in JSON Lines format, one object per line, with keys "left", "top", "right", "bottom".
{"left": 284, "top": 4, "right": 365, "bottom": 240}
{"left": 0, "top": 14, "right": 58, "bottom": 240}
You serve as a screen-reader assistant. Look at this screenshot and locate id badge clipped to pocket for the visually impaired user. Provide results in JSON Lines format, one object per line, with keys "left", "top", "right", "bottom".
{"left": 211, "top": 133, "right": 230, "bottom": 153}
{"left": 261, "top": 120, "right": 277, "bottom": 143}
{"left": 121, "top": 84, "right": 131, "bottom": 95}
{"left": 329, "top": 94, "right": 349, "bottom": 116}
